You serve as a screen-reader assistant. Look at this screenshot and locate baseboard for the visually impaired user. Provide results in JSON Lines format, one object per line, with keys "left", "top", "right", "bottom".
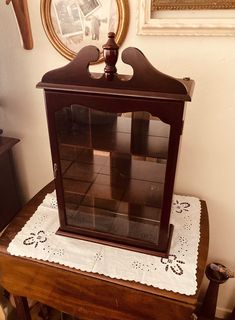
{"left": 216, "top": 306, "right": 232, "bottom": 319}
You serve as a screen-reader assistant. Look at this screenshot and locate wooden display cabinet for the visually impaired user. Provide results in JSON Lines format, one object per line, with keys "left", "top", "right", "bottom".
{"left": 37, "top": 33, "right": 194, "bottom": 257}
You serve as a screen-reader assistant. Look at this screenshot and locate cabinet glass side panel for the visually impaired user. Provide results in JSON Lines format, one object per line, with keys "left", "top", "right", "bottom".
{"left": 55, "top": 105, "right": 170, "bottom": 246}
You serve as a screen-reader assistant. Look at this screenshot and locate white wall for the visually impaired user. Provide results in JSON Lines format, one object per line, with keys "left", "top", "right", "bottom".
{"left": 0, "top": 1, "right": 235, "bottom": 317}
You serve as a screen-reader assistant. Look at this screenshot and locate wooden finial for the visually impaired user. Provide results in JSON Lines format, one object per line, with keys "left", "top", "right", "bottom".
{"left": 102, "top": 32, "right": 119, "bottom": 80}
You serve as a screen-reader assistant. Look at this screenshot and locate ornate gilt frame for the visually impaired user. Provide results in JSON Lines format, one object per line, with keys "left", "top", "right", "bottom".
{"left": 138, "top": 0, "right": 235, "bottom": 36}
{"left": 40, "top": 0, "right": 129, "bottom": 62}
{"left": 152, "top": 0, "right": 235, "bottom": 10}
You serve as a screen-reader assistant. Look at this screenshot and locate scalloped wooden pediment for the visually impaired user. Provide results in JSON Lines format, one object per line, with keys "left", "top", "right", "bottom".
{"left": 38, "top": 33, "right": 193, "bottom": 101}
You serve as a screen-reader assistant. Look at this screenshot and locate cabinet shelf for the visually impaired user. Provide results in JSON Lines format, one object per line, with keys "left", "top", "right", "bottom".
{"left": 58, "top": 114, "right": 170, "bottom": 160}
{"left": 66, "top": 203, "right": 160, "bottom": 245}
{"left": 61, "top": 152, "right": 165, "bottom": 205}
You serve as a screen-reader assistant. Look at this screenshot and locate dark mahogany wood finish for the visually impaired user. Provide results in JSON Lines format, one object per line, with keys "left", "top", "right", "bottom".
{"left": 37, "top": 34, "right": 194, "bottom": 257}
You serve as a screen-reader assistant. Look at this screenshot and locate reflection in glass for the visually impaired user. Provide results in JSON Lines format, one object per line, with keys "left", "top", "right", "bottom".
{"left": 55, "top": 105, "right": 170, "bottom": 246}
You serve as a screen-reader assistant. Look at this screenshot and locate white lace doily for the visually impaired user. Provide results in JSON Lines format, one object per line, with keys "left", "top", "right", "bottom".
{"left": 7, "top": 192, "right": 201, "bottom": 295}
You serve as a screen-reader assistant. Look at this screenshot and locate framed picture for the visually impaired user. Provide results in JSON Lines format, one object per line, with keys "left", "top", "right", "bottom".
{"left": 41, "top": 0, "right": 129, "bottom": 62}
{"left": 152, "top": 0, "right": 235, "bottom": 10}
{"left": 137, "top": 0, "right": 235, "bottom": 36}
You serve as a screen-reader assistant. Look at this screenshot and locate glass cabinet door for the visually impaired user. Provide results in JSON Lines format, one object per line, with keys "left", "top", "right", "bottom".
{"left": 55, "top": 105, "right": 170, "bottom": 248}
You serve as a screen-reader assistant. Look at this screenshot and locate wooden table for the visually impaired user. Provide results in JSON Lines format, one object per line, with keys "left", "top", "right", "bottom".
{"left": 0, "top": 182, "right": 209, "bottom": 320}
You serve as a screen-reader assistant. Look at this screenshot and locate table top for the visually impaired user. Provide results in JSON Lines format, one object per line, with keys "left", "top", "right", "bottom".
{"left": 0, "top": 182, "right": 209, "bottom": 320}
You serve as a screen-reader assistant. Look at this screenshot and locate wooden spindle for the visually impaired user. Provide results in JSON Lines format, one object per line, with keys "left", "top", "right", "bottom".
{"left": 197, "top": 263, "right": 231, "bottom": 320}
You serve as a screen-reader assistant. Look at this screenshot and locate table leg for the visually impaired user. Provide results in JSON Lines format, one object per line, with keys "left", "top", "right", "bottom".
{"left": 13, "top": 295, "right": 31, "bottom": 320}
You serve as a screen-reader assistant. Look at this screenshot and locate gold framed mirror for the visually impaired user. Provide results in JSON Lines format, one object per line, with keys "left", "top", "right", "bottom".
{"left": 40, "top": 0, "right": 129, "bottom": 63}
